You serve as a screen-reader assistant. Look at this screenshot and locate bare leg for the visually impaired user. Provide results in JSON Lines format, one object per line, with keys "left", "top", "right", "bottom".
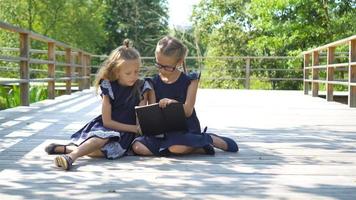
{"left": 68, "top": 137, "right": 108, "bottom": 162}
{"left": 87, "top": 150, "right": 106, "bottom": 158}
{"left": 53, "top": 145, "right": 77, "bottom": 154}
{"left": 132, "top": 142, "right": 154, "bottom": 156}
{"left": 169, "top": 145, "right": 196, "bottom": 155}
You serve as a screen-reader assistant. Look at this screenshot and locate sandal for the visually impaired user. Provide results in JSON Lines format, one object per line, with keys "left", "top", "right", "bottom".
{"left": 209, "top": 133, "right": 239, "bottom": 152}
{"left": 54, "top": 155, "right": 73, "bottom": 170}
{"left": 45, "top": 143, "right": 74, "bottom": 155}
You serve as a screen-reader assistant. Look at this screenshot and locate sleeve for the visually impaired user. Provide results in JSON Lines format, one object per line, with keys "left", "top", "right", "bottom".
{"left": 187, "top": 72, "right": 201, "bottom": 81}
{"left": 99, "top": 79, "right": 115, "bottom": 100}
{"left": 140, "top": 78, "right": 154, "bottom": 99}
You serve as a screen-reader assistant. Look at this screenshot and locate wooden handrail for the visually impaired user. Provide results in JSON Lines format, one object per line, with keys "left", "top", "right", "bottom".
{"left": 302, "top": 35, "right": 356, "bottom": 107}
{"left": 0, "top": 21, "right": 93, "bottom": 106}
{"left": 302, "top": 35, "right": 356, "bottom": 54}
{"left": 0, "top": 22, "right": 91, "bottom": 55}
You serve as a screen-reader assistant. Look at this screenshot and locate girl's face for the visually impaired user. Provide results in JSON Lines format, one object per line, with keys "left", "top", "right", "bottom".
{"left": 155, "top": 53, "right": 180, "bottom": 74}
{"left": 115, "top": 59, "right": 140, "bottom": 86}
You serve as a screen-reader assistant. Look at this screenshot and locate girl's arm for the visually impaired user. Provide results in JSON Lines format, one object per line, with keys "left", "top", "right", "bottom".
{"left": 183, "top": 79, "right": 198, "bottom": 117}
{"left": 101, "top": 95, "right": 139, "bottom": 134}
{"left": 147, "top": 89, "right": 156, "bottom": 104}
{"left": 158, "top": 79, "right": 199, "bottom": 117}
{"left": 138, "top": 89, "right": 156, "bottom": 106}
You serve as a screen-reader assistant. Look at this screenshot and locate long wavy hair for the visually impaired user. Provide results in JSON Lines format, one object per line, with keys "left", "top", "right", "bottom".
{"left": 94, "top": 39, "right": 142, "bottom": 101}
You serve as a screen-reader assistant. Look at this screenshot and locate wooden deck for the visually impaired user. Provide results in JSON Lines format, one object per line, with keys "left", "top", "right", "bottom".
{"left": 0, "top": 89, "right": 356, "bottom": 200}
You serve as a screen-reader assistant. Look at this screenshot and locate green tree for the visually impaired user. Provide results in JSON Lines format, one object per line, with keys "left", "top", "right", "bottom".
{"left": 170, "top": 27, "right": 206, "bottom": 73}
{"left": 192, "top": 0, "right": 356, "bottom": 89}
{"left": 192, "top": 0, "right": 253, "bottom": 88}
{"left": 0, "top": 0, "right": 106, "bottom": 53}
{"left": 249, "top": 0, "right": 356, "bottom": 55}
{"left": 102, "top": 0, "right": 169, "bottom": 56}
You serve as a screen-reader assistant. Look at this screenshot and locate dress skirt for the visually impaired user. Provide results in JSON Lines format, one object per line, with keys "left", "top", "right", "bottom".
{"left": 71, "top": 115, "right": 135, "bottom": 159}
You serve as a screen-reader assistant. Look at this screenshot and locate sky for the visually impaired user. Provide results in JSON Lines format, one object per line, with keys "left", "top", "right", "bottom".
{"left": 167, "top": 0, "right": 200, "bottom": 28}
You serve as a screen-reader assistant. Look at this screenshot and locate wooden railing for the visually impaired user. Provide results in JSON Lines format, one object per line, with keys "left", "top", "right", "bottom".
{"left": 0, "top": 21, "right": 92, "bottom": 106}
{"left": 303, "top": 35, "right": 356, "bottom": 107}
{"left": 1, "top": 21, "right": 303, "bottom": 108}
{"left": 92, "top": 55, "right": 303, "bottom": 89}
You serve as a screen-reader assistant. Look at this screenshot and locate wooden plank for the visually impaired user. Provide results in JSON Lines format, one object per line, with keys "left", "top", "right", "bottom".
{"left": 0, "top": 21, "right": 92, "bottom": 56}
{"left": 245, "top": 58, "right": 250, "bottom": 89}
{"left": 77, "top": 52, "right": 85, "bottom": 91}
{"left": 0, "top": 55, "right": 28, "bottom": 62}
{"left": 28, "top": 58, "right": 55, "bottom": 65}
{"left": 327, "top": 47, "right": 335, "bottom": 101}
{"left": 303, "top": 34, "right": 356, "bottom": 54}
{"left": 1, "top": 90, "right": 356, "bottom": 200}
{"left": 19, "top": 33, "right": 30, "bottom": 106}
{"left": 65, "top": 48, "right": 72, "bottom": 95}
{"left": 328, "top": 63, "right": 349, "bottom": 68}
{"left": 83, "top": 54, "right": 90, "bottom": 89}
{"left": 349, "top": 39, "right": 356, "bottom": 107}
{"left": 309, "top": 64, "right": 327, "bottom": 69}
{"left": 250, "top": 68, "right": 303, "bottom": 71}
{"left": 0, "top": 21, "right": 29, "bottom": 34}
{"left": 0, "top": 79, "right": 28, "bottom": 84}
{"left": 47, "top": 42, "right": 55, "bottom": 99}
{"left": 312, "top": 51, "right": 319, "bottom": 97}
{"left": 0, "top": 170, "right": 356, "bottom": 199}
{"left": 86, "top": 55, "right": 92, "bottom": 89}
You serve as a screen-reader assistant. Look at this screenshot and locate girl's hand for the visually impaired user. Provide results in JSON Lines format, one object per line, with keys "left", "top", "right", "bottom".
{"left": 136, "top": 125, "right": 143, "bottom": 135}
{"left": 158, "top": 98, "right": 177, "bottom": 108}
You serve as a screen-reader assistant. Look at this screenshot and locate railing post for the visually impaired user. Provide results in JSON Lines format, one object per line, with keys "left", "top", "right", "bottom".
{"left": 86, "top": 55, "right": 91, "bottom": 89}
{"left": 83, "top": 54, "right": 87, "bottom": 89}
{"left": 83, "top": 54, "right": 89, "bottom": 89}
{"left": 19, "top": 33, "right": 30, "bottom": 106}
{"left": 78, "top": 51, "right": 85, "bottom": 91}
{"left": 47, "top": 42, "right": 55, "bottom": 99}
{"left": 304, "top": 54, "right": 310, "bottom": 95}
{"left": 245, "top": 58, "right": 250, "bottom": 89}
{"left": 312, "top": 51, "right": 319, "bottom": 97}
{"left": 65, "top": 48, "right": 72, "bottom": 94}
{"left": 349, "top": 39, "right": 356, "bottom": 107}
{"left": 327, "top": 47, "right": 335, "bottom": 101}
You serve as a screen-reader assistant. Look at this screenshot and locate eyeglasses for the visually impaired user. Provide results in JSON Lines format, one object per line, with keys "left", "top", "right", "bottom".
{"left": 155, "top": 62, "right": 176, "bottom": 72}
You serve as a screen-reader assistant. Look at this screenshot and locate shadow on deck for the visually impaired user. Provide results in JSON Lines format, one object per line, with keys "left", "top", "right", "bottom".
{"left": 0, "top": 89, "right": 356, "bottom": 199}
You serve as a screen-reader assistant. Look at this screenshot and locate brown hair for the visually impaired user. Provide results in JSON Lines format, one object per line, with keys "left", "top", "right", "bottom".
{"left": 155, "top": 36, "right": 188, "bottom": 73}
{"left": 94, "top": 39, "right": 142, "bottom": 101}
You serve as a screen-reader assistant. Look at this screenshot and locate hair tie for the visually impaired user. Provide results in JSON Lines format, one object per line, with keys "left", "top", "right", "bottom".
{"left": 123, "top": 39, "right": 131, "bottom": 48}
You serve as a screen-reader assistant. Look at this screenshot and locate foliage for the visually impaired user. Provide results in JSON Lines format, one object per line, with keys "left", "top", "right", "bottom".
{"left": 0, "top": 85, "right": 20, "bottom": 109}
{"left": 248, "top": 0, "right": 356, "bottom": 54}
{"left": 170, "top": 27, "right": 207, "bottom": 73}
{"left": 192, "top": 0, "right": 356, "bottom": 89}
{"left": 101, "top": 0, "right": 169, "bottom": 56}
{"left": 0, "top": 0, "right": 106, "bottom": 53}
{"left": 1, "top": 0, "right": 355, "bottom": 93}
{"left": 0, "top": 85, "right": 48, "bottom": 109}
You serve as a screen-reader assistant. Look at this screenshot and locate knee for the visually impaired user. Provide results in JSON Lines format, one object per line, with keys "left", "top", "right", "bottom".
{"left": 168, "top": 145, "right": 193, "bottom": 154}
{"left": 132, "top": 142, "right": 152, "bottom": 156}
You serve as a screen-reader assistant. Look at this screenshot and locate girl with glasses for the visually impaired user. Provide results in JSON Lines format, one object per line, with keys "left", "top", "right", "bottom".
{"left": 132, "top": 36, "right": 238, "bottom": 156}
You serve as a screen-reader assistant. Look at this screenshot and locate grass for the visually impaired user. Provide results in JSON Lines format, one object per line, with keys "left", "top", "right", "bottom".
{"left": 0, "top": 85, "right": 48, "bottom": 110}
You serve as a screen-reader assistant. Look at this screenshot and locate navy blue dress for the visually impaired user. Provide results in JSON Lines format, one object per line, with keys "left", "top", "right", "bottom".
{"left": 134, "top": 72, "right": 213, "bottom": 155}
{"left": 70, "top": 79, "right": 152, "bottom": 159}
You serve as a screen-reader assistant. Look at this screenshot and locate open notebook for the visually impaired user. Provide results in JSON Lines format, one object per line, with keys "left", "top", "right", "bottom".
{"left": 135, "top": 102, "right": 187, "bottom": 136}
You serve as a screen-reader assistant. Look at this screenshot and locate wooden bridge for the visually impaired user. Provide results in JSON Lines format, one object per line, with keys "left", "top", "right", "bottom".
{"left": 1, "top": 22, "right": 356, "bottom": 199}
{"left": 0, "top": 89, "right": 356, "bottom": 199}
